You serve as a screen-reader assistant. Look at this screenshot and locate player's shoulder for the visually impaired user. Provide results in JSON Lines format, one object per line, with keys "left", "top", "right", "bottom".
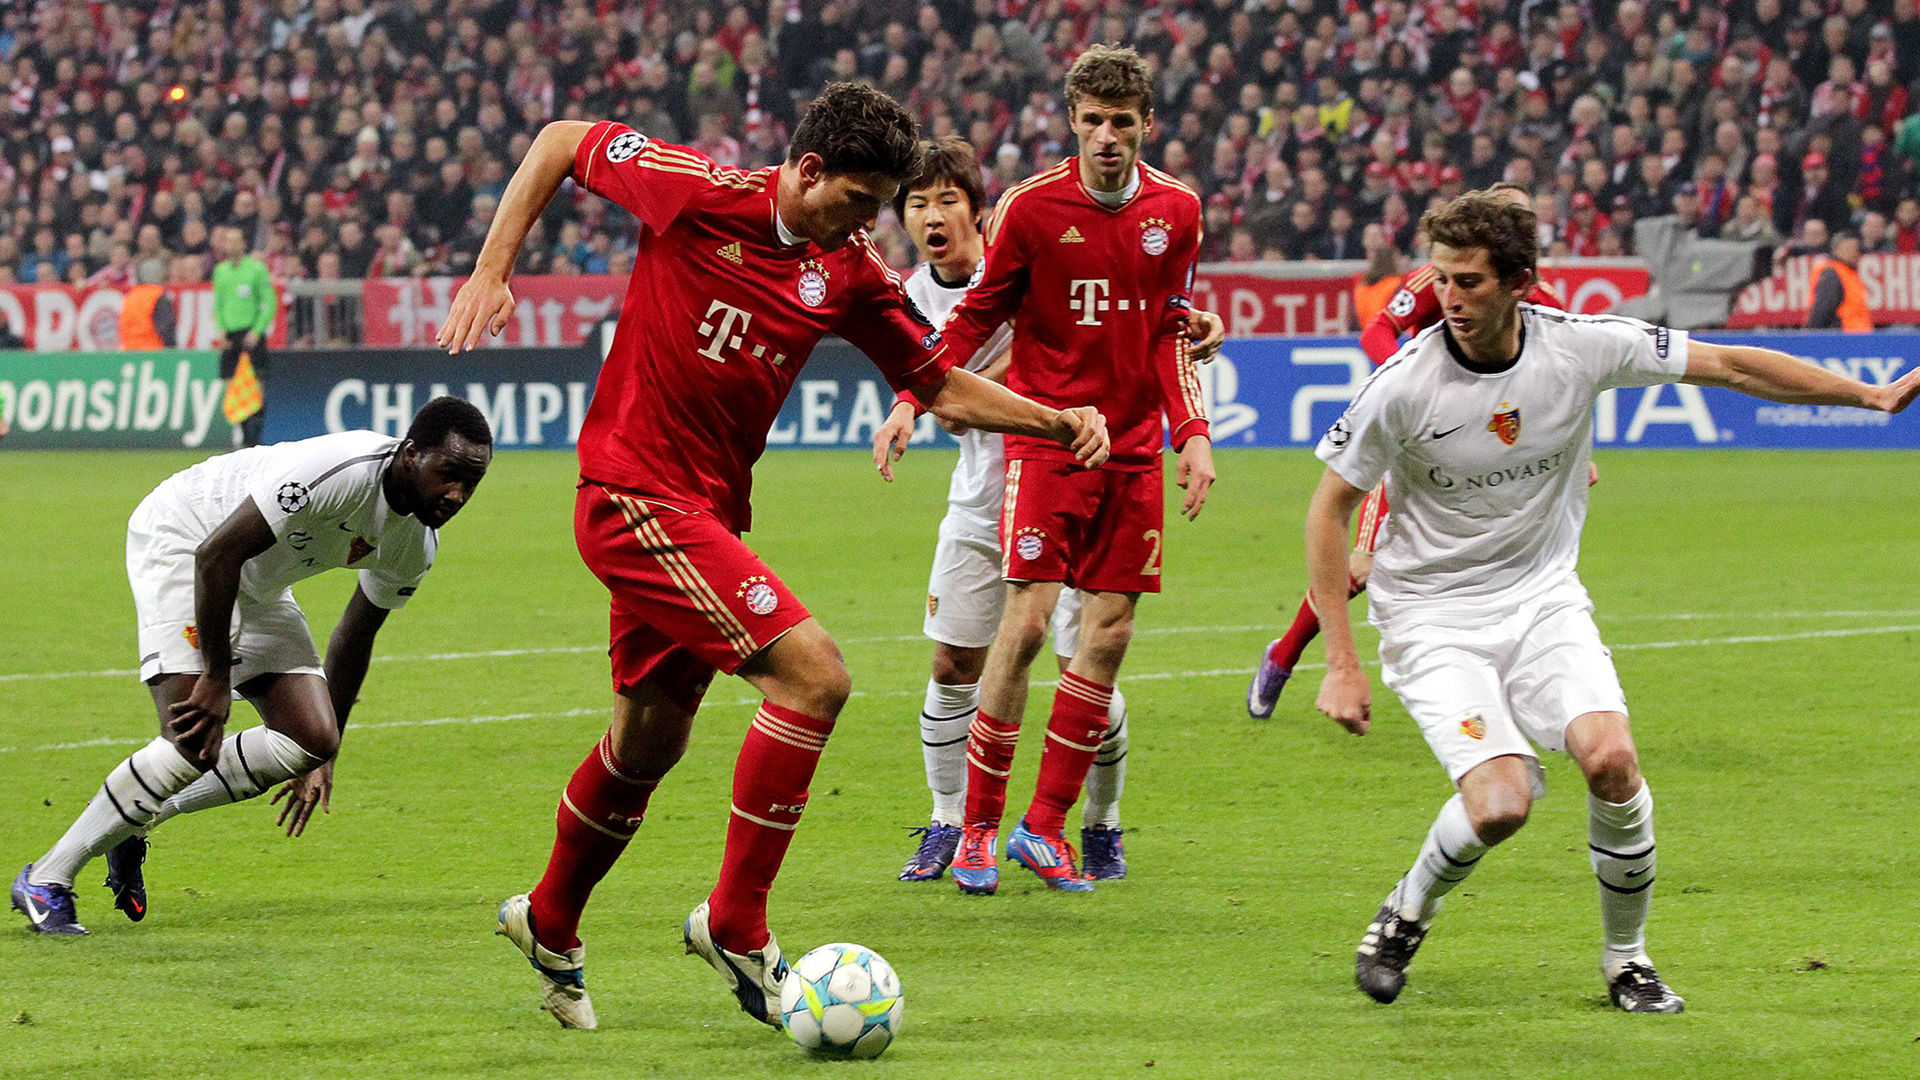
{"left": 846, "top": 228, "right": 909, "bottom": 291}
{"left": 985, "top": 160, "right": 1076, "bottom": 238}
{"left": 1140, "top": 165, "right": 1201, "bottom": 215}
{"left": 1371, "top": 323, "right": 1452, "bottom": 391}
{"left": 585, "top": 124, "right": 769, "bottom": 194}
{"left": 274, "top": 430, "right": 400, "bottom": 480}
{"left": 1400, "top": 263, "right": 1439, "bottom": 296}
{"left": 1525, "top": 305, "right": 1670, "bottom": 354}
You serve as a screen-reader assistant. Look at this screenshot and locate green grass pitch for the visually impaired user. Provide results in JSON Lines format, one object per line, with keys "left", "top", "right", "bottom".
{"left": 2, "top": 447, "right": 1916, "bottom": 1078}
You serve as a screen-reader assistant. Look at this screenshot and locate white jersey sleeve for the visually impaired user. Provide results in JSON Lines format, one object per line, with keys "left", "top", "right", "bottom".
{"left": 358, "top": 530, "right": 435, "bottom": 610}
{"left": 1573, "top": 313, "right": 1690, "bottom": 390}
{"left": 245, "top": 434, "right": 397, "bottom": 540}
{"left": 1315, "top": 355, "right": 1419, "bottom": 492}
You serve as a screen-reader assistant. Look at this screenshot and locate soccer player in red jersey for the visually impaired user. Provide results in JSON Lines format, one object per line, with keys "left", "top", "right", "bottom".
{"left": 875, "top": 45, "right": 1213, "bottom": 895}
{"left": 437, "top": 83, "right": 1112, "bottom": 1032}
{"left": 1248, "top": 185, "right": 1580, "bottom": 719}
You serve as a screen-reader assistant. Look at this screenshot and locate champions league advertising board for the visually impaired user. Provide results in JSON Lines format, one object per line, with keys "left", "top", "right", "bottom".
{"left": 252, "top": 332, "right": 1918, "bottom": 452}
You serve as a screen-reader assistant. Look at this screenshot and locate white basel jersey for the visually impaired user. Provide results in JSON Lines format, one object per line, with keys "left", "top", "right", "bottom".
{"left": 1317, "top": 306, "right": 1689, "bottom": 629}
{"left": 155, "top": 430, "right": 437, "bottom": 609}
{"left": 907, "top": 259, "right": 1014, "bottom": 528}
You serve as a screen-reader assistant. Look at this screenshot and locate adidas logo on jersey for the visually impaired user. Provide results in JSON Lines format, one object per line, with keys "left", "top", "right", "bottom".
{"left": 1059, "top": 226, "right": 1085, "bottom": 243}
{"left": 716, "top": 241, "right": 744, "bottom": 265}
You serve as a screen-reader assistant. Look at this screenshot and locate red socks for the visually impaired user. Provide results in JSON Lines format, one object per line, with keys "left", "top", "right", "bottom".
{"left": 1268, "top": 596, "right": 1323, "bottom": 670}
{"left": 528, "top": 732, "right": 660, "bottom": 951}
{"left": 963, "top": 710, "right": 1021, "bottom": 828}
{"left": 1023, "top": 672, "right": 1113, "bottom": 837}
{"left": 706, "top": 702, "right": 834, "bottom": 952}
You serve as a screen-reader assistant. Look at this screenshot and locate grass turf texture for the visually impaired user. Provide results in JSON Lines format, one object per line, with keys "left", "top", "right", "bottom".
{"left": 2, "top": 447, "right": 1916, "bottom": 1079}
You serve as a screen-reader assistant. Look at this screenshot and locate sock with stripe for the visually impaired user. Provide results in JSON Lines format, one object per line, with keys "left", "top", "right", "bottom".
{"left": 962, "top": 709, "right": 1021, "bottom": 829}
{"left": 1590, "top": 781, "right": 1656, "bottom": 979}
{"left": 707, "top": 702, "right": 834, "bottom": 952}
{"left": 527, "top": 732, "right": 662, "bottom": 952}
{"left": 920, "top": 679, "right": 977, "bottom": 826}
{"left": 1082, "top": 687, "right": 1128, "bottom": 829}
{"left": 1388, "top": 793, "right": 1489, "bottom": 922}
{"left": 146, "top": 726, "right": 327, "bottom": 829}
{"left": 29, "top": 737, "right": 204, "bottom": 887}
{"left": 1023, "top": 671, "right": 1114, "bottom": 837}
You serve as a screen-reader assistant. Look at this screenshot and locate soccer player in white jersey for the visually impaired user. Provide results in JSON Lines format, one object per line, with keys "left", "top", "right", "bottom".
{"left": 1307, "top": 191, "right": 1919, "bottom": 1012}
{"left": 11, "top": 398, "right": 492, "bottom": 934}
{"left": 881, "top": 137, "right": 1224, "bottom": 883}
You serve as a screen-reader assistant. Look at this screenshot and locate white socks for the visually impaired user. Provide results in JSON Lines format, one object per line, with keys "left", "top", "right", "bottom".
{"left": 1082, "top": 688, "right": 1128, "bottom": 830}
{"left": 1590, "top": 781, "right": 1657, "bottom": 978}
{"left": 31, "top": 737, "right": 203, "bottom": 887}
{"left": 148, "top": 725, "right": 326, "bottom": 829}
{"left": 1390, "top": 793, "right": 1489, "bottom": 922}
{"left": 920, "top": 680, "right": 977, "bottom": 826}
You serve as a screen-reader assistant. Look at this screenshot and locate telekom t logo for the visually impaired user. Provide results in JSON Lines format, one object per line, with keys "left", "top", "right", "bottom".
{"left": 1068, "top": 278, "right": 1110, "bottom": 325}
{"left": 696, "top": 299, "right": 753, "bottom": 362}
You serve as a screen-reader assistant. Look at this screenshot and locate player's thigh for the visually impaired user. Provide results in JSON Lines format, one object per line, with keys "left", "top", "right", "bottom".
{"left": 1075, "top": 468, "right": 1165, "bottom": 594}
{"left": 992, "top": 578, "right": 1065, "bottom": 656}
{"left": 738, "top": 617, "right": 850, "bottom": 718}
{"left": 244, "top": 672, "right": 340, "bottom": 761}
{"left": 576, "top": 483, "right": 812, "bottom": 684}
{"left": 1379, "top": 629, "right": 1542, "bottom": 796}
{"left": 230, "top": 595, "right": 324, "bottom": 689}
{"left": 924, "top": 511, "right": 1005, "bottom": 651}
{"left": 1503, "top": 600, "right": 1629, "bottom": 758}
{"left": 999, "top": 459, "right": 1093, "bottom": 585}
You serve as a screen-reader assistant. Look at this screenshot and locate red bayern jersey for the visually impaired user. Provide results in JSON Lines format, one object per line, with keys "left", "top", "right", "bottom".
{"left": 1359, "top": 262, "right": 1566, "bottom": 364}
{"left": 571, "top": 122, "right": 951, "bottom": 531}
{"left": 937, "top": 159, "right": 1207, "bottom": 471}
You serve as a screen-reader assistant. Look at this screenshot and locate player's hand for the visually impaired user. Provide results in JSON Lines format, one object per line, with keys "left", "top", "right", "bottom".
{"left": 1316, "top": 665, "right": 1371, "bottom": 736}
{"left": 1187, "top": 308, "right": 1226, "bottom": 363}
{"left": 166, "top": 675, "right": 232, "bottom": 768}
{"left": 270, "top": 761, "right": 332, "bottom": 837}
{"left": 1175, "top": 435, "right": 1215, "bottom": 520}
{"left": 872, "top": 401, "right": 917, "bottom": 482}
{"left": 437, "top": 274, "right": 515, "bottom": 354}
{"left": 1874, "top": 365, "right": 1920, "bottom": 413}
{"left": 1587, "top": 460, "right": 1599, "bottom": 486}
{"left": 1058, "top": 406, "right": 1110, "bottom": 468}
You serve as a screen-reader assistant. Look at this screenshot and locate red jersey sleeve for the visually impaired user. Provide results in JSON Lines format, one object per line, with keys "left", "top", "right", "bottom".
{"left": 936, "top": 194, "right": 1032, "bottom": 365}
{"left": 838, "top": 234, "right": 954, "bottom": 400}
{"left": 1361, "top": 264, "right": 1440, "bottom": 364}
{"left": 1155, "top": 209, "right": 1208, "bottom": 449}
{"left": 1525, "top": 280, "right": 1566, "bottom": 310}
{"left": 572, "top": 122, "right": 715, "bottom": 234}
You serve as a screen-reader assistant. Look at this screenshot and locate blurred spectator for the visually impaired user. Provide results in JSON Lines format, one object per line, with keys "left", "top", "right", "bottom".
{"left": 118, "top": 260, "right": 171, "bottom": 352}
{"left": 1894, "top": 197, "right": 1920, "bottom": 253}
{"left": 1807, "top": 231, "right": 1873, "bottom": 332}
{"left": 1351, "top": 229, "right": 1404, "bottom": 328}
{"left": 1724, "top": 195, "right": 1782, "bottom": 245}
{"left": 0, "top": 0, "right": 1912, "bottom": 296}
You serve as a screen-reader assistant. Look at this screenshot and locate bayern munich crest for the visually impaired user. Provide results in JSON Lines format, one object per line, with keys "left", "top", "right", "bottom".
{"left": 738, "top": 575, "right": 779, "bottom": 616}
{"left": 1139, "top": 217, "right": 1170, "bottom": 255}
{"left": 797, "top": 260, "right": 830, "bottom": 307}
{"left": 1014, "top": 527, "right": 1046, "bottom": 562}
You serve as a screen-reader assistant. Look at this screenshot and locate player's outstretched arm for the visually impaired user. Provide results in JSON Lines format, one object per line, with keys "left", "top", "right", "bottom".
{"left": 915, "top": 367, "right": 1109, "bottom": 465}
{"left": 174, "top": 501, "right": 279, "bottom": 765}
{"left": 1683, "top": 341, "right": 1920, "bottom": 412}
{"left": 270, "top": 585, "right": 392, "bottom": 837}
{"left": 439, "top": 120, "right": 595, "bottom": 354}
{"left": 1307, "top": 469, "right": 1372, "bottom": 736}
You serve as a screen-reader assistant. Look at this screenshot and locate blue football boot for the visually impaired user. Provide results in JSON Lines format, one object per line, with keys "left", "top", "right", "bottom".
{"left": 1080, "top": 825, "right": 1127, "bottom": 880}
{"left": 1247, "top": 639, "right": 1292, "bottom": 718}
{"left": 1005, "top": 819, "right": 1094, "bottom": 892}
{"left": 950, "top": 824, "right": 1000, "bottom": 895}
{"left": 898, "top": 821, "right": 963, "bottom": 882}
{"left": 12, "top": 864, "right": 88, "bottom": 935}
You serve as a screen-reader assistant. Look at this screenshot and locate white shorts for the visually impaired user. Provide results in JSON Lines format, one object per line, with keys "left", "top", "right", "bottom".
{"left": 127, "top": 487, "right": 323, "bottom": 687}
{"left": 923, "top": 507, "right": 1083, "bottom": 656}
{"left": 1378, "top": 587, "right": 1626, "bottom": 798}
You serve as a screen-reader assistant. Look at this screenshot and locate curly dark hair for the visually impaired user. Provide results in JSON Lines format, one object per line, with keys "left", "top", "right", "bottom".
{"left": 788, "top": 82, "right": 921, "bottom": 180}
{"left": 1065, "top": 43, "right": 1154, "bottom": 114}
{"left": 1421, "top": 189, "right": 1539, "bottom": 284}
{"left": 892, "top": 137, "right": 986, "bottom": 220}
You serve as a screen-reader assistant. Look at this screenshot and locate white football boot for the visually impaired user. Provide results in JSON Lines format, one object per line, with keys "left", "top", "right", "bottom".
{"left": 683, "top": 900, "right": 788, "bottom": 1028}
{"left": 496, "top": 893, "right": 597, "bottom": 1030}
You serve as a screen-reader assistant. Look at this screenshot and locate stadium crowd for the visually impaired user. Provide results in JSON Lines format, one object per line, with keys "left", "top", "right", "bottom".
{"left": 4, "top": 0, "right": 1920, "bottom": 308}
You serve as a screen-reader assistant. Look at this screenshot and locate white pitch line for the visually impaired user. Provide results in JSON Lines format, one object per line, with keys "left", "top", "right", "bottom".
{"left": 6, "top": 607, "right": 1919, "bottom": 685}
{"left": 4, "top": 622, "right": 1914, "bottom": 757}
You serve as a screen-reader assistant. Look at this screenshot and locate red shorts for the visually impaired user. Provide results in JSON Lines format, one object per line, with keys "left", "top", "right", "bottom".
{"left": 575, "top": 482, "right": 812, "bottom": 714}
{"left": 999, "top": 459, "right": 1163, "bottom": 594}
{"left": 1355, "top": 481, "right": 1389, "bottom": 553}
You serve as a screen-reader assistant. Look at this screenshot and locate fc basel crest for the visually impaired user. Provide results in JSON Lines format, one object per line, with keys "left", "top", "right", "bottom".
{"left": 1487, "top": 401, "right": 1521, "bottom": 446}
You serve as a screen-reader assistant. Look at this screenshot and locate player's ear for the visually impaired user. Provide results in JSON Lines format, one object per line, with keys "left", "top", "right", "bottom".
{"left": 794, "top": 151, "right": 827, "bottom": 188}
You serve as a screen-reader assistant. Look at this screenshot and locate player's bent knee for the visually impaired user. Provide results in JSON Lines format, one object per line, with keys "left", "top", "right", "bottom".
{"left": 292, "top": 726, "right": 340, "bottom": 763}
{"left": 1580, "top": 742, "right": 1643, "bottom": 801}
{"left": 930, "top": 645, "right": 988, "bottom": 686}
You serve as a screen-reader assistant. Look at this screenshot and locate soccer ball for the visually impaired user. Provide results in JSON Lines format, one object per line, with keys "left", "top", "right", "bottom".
{"left": 779, "top": 943, "right": 905, "bottom": 1059}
